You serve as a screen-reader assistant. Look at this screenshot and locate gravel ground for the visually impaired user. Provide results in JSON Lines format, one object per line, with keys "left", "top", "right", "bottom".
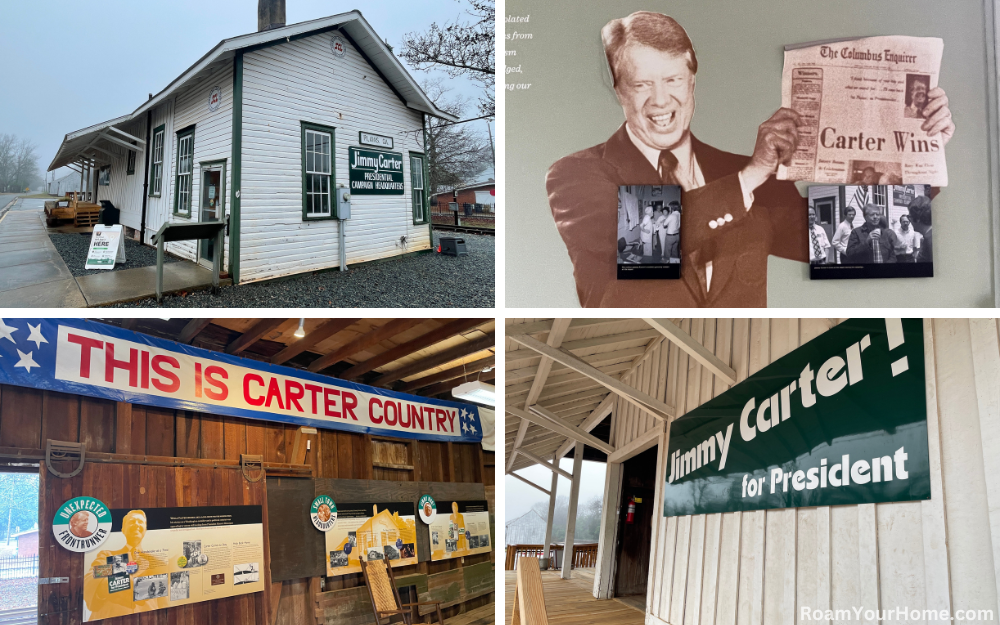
{"left": 110, "top": 231, "right": 494, "bottom": 308}
{"left": 0, "top": 578, "right": 37, "bottom": 609}
{"left": 49, "top": 232, "right": 179, "bottom": 277}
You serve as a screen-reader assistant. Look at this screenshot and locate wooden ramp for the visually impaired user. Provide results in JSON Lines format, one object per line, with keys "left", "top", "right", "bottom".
{"left": 504, "top": 568, "right": 643, "bottom": 625}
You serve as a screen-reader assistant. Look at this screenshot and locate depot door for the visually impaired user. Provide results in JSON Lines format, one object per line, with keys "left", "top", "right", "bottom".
{"left": 613, "top": 445, "right": 657, "bottom": 602}
{"left": 198, "top": 162, "right": 225, "bottom": 267}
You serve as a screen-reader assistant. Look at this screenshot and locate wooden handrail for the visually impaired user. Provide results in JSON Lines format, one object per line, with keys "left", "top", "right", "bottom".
{"left": 504, "top": 543, "right": 599, "bottom": 570}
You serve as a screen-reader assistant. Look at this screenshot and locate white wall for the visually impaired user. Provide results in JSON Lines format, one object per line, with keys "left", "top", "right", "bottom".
{"left": 595, "top": 319, "right": 1000, "bottom": 624}
{"left": 239, "top": 30, "right": 429, "bottom": 283}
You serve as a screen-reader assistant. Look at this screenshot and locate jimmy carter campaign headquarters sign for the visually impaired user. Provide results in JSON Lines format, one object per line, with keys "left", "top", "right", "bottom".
{"left": 348, "top": 147, "right": 404, "bottom": 195}
{"left": 663, "top": 319, "right": 928, "bottom": 517}
{"left": 0, "top": 319, "right": 482, "bottom": 444}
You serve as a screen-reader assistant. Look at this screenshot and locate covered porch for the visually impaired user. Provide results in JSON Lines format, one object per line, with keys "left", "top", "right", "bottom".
{"left": 504, "top": 567, "right": 643, "bottom": 625}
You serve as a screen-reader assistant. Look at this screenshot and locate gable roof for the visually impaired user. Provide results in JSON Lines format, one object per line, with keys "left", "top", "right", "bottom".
{"left": 49, "top": 10, "right": 458, "bottom": 171}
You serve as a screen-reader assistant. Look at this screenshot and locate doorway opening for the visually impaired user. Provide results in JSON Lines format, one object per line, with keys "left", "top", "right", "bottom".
{"left": 612, "top": 445, "right": 658, "bottom": 611}
{"left": 0, "top": 467, "right": 39, "bottom": 620}
{"left": 198, "top": 161, "right": 226, "bottom": 267}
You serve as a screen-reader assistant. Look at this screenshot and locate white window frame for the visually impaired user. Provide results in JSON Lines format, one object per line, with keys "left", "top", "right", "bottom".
{"left": 304, "top": 128, "right": 333, "bottom": 219}
{"left": 150, "top": 127, "right": 164, "bottom": 196}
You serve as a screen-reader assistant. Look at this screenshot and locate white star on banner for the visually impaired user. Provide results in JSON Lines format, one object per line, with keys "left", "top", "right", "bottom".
{"left": 0, "top": 320, "right": 16, "bottom": 344}
{"left": 469, "top": 424, "right": 477, "bottom": 435}
{"left": 26, "top": 323, "right": 48, "bottom": 349}
{"left": 14, "top": 349, "right": 39, "bottom": 373}
{"left": 461, "top": 421, "right": 469, "bottom": 433}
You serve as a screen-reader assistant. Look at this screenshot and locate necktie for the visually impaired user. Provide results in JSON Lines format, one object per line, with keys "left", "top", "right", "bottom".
{"left": 658, "top": 150, "right": 679, "bottom": 185}
{"left": 811, "top": 228, "right": 823, "bottom": 261}
{"left": 871, "top": 230, "right": 883, "bottom": 263}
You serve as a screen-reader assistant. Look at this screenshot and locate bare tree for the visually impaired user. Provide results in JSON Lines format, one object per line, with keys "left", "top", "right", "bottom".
{"left": 401, "top": 0, "right": 495, "bottom": 117}
{"left": 422, "top": 79, "right": 491, "bottom": 196}
{"left": 0, "top": 134, "right": 40, "bottom": 192}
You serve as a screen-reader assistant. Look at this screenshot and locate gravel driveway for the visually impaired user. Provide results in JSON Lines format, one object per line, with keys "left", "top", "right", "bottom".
{"left": 49, "top": 232, "right": 179, "bottom": 277}
{"left": 110, "top": 231, "right": 494, "bottom": 308}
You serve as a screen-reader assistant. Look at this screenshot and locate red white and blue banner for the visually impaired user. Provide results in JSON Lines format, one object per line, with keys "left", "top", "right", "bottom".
{"left": 0, "top": 319, "right": 483, "bottom": 443}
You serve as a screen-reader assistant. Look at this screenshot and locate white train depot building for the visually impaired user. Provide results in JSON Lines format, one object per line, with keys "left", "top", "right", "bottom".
{"left": 47, "top": 10, "right": 456, "bottom": 284}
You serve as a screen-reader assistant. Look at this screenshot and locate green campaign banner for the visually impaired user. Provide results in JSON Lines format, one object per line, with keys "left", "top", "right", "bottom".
{"left": 348, "top": 147, "right": 404, "bottom": 195}
{"left": 664, "top": 318, "right": 929, "bottom": 517}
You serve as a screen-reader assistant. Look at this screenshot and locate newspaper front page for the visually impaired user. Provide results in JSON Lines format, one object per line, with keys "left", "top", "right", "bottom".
{"left": 777, "top": 36, "right": 946, "bottom": 186}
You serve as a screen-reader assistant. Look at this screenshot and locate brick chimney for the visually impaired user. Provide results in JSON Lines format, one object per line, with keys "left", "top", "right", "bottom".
{"left": 258, "top": 0, "right": 286, "bottom": 32}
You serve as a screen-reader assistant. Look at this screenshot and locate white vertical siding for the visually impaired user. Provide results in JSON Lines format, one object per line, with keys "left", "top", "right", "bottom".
{"left": 144, "top": 99, "right": 176, "bottom": 245}
{"left": 157, "top": 60, "right": 234, "bottom": 267}
{"left": 93, "top": 117, "right": 148, "bottom": 232}
{"left": 240, "top": 30, "right": 429, "bottom": 283}
{"left": 595, "top": 319, "right": 1000, "bottom": 625}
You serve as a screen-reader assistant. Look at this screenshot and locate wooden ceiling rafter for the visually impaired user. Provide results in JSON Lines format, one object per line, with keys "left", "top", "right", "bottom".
{"left": 339, "top": 318, "right": 487, "bottom": 380}
{"left": 372, "top": 332, "right": 497, "bottom": 387}
{"left": 420, "top": 370, "right": 496, "bottom": 398}
{"left": 178, "top": 318, "right": 213, "bottom": 344}
{"left": 306, "top": 318, "right": 424, "bottom": 373}
{"left": 226, "top": 318, "right": 288, "bottom": 354}
{"left": 399, "top": 355, "right": 496, "bottom": 393}
{"left": 270, "top": 318, "right": 361, "bottom": 364}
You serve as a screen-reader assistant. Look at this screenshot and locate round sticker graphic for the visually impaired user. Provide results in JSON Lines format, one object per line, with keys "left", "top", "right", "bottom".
{"left": 208, "top": 86, "right": 222, "bottom": 112}
{"left": 331, "top": 35, "right": 347, "bottom": 57}
{"left": 52, "top": 496, "right": 112, "bottom": 552}
{"left": 177, "top": 555, "right": 188, "bottom": 568}
{"left": 418, "top": 494, "right": 437, "bottom": 524}
{"left": 311, "top": 495, "right": 338, "bottom": 532}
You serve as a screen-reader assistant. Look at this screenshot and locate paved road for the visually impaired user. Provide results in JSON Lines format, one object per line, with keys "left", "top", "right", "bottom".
{"left": 0, "top": 194, "right": 20, "bottom": 216}
{"left": 0, "top": 198, "right": 87, "bottom": 306}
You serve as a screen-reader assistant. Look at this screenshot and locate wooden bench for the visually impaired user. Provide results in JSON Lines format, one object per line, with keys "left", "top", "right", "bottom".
{"left": 150, "top": 220, "right": 226, "bottom": 302}
{"left": 314, "top": 562, "right": 494, "bottom": 625}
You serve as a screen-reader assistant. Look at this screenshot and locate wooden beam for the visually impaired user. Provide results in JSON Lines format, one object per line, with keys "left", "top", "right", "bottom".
{"left": 516, "top": 448, "right": 573, "bottom": 480}
{"left": 338, "top": 318, "right": 486, "bottom": 380}
{"left": 96, "top": 130, "right": 142, "bottom": 151}
{"left": 507, "top": 471, "right": 551, "bottom": 496}
{"left": 107, "top": 125, "right": 146, "bottom": 145}
{"left": 226, "top": 318, "right": 287, "bottom": 354}
{"left": 307, "top": 318, "right": 423, "bottom": 372}
{"left": 508, "top": 333, "right": 675, "bottom": 421}
{"left": 178, "top": 319, "right": 213, "bottom": 344}
{"left": 555, "top": 394, "right": 615, "bottom": 460}
{"left": 607, "top": 423, "right": 663, "bottom": 464}
{"left": 561, "top": 442, "right": 584, "bottom": 580}
{"left": 509, "top": 319, "right": 571, "bottom": 472}
{"left": 270, "top": 318, "right": 360, "bottom": 364}
{"left": 643, "top": 317, "right": 737, "bottom": 385}
{"left": 399, "top": 355, "right": 495, "bottom": 392}
{"left": 505, "top": 318, "right": 629, "bottom": 337}
{"left": 373, "top": 332, "right": 496, "bottom": 386}
{"left": 506, "top": 405, "right": 614, "bottom": 455}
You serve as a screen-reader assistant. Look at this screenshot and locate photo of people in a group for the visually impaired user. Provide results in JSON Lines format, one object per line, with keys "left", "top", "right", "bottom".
{"left": 807, "top": 184, "right": 933, "bottom": 279}
{"left": 325, "top": 503, "right": 418, "bottom": 577}
{"left": 428, "top": 501, "right": 492, "bottom": 561}
{"left": 81, "top": 506, "right": 265, "bottom": 622}
{"left": 617, "top": 185, "right": 682, "bottom": 279}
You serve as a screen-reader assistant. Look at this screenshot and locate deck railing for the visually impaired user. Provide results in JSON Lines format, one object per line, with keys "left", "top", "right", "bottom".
{"left": 0, "top": 554, "right": 38, "bottom": 580}
{"left": 504, "top": 543, "right": 598, "bottom": 570}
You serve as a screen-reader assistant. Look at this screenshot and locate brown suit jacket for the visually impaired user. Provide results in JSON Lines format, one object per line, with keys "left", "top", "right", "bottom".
{"left": 547, "top": 124, "right": 808, "bottom": 307}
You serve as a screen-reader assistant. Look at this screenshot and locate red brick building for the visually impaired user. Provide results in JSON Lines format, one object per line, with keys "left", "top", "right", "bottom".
{"left": 433, "top": 179, "right": 496, "bottom": 211}
{"left": 14, "top": 528, "right": 38, "bottom": 558}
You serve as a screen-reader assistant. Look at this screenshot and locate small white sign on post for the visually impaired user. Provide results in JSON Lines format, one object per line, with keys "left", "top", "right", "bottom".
{"left": 85, "top": 225, "right": 126, "bottom": 270}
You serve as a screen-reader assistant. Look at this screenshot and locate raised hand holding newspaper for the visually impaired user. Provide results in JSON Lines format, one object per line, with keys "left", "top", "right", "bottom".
{"left": 777, "top": 36, "right": 950, "bottom": 186}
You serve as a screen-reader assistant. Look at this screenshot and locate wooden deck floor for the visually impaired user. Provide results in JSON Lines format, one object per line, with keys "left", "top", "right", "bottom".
{"left": 504, "top": 568, "right": 644, "bottom": 625}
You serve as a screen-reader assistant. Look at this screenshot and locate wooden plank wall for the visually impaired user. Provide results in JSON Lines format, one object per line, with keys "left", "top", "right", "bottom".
{"left": 0, "top": 382, "right": 495, "bottom": 625}
{"left": 600, "top": 319, "right": 1000, "bottom": 625}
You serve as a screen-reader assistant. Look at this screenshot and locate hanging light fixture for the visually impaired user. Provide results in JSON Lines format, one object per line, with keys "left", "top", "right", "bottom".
{"left": 294, "top": 318, "right": 306, "bottom": 338}
{"left": 452, "top": 381, "right": 495, "bottom": 406}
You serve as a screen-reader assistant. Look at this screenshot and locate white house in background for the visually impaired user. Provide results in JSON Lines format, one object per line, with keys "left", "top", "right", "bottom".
{"left": 47, "top": 4, "right": 456, "bottom": 284}
{"left": 46, "top": 171, "right": 82, "bottom": 197}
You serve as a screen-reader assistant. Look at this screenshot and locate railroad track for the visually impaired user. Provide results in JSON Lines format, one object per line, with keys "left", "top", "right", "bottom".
{"left": 432, "top": 223, "right": 495, "bottom": 236}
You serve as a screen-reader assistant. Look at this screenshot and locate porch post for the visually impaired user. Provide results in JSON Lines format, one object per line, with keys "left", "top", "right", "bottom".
{"left": 540, "top": 452, "right": 560, "bottom": 570}
{"left": 561, "top": 442, "right": 584, "bottom": 580}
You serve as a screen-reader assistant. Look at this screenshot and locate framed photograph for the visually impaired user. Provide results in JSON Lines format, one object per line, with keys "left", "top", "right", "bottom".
{"left": 807, "top": 184, "right": 933, "bottom": 280}
{"left": 617, "top": 185, "right": 682, "bottom": 280}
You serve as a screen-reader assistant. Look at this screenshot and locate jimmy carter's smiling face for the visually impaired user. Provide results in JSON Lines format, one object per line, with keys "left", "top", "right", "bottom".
{"left": 616, "top": 45, "right": 696, "bottom": 151}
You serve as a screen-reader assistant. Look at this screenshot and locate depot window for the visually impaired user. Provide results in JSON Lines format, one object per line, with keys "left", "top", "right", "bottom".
{"left": 173, "top": 126, "right": 195, "bottom": 216}
{"left": 410, "top": 152, "right": 426, "bottom": 225}
{"left": 149, "top": 124, "right": 164, "bottom": 197}
{"left": 301, "top": 121, "right": 336, "bottom": 220}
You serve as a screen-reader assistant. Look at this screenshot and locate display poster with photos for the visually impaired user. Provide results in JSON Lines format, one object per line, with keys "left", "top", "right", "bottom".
{"left": 81, "top": 506, "right": 264, "bottom": 622}
{"left": 325, "top": 502, "right": 418, "bottom": 576}
{"left": 428, "top": 501, "right": 492, "bottom": 561}
{"left": 617, "top": 185, "right": 682, "bottom": 279}
{"left": 807, "top": 184, "right": 933, "bottom": 280}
